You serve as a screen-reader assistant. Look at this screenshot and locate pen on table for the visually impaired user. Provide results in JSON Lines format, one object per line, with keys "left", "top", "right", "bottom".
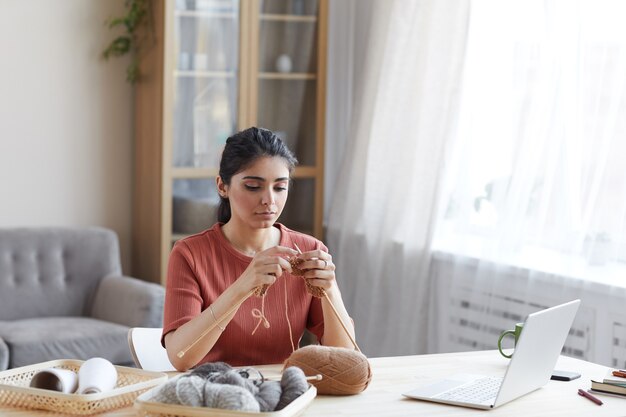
{"left": 612, "top": 370, "right": 626, "bottom": 378}
{"left": 578, "top": 389, "right": 603, "bottom": 406}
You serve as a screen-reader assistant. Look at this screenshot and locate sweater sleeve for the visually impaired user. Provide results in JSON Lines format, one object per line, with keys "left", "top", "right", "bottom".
{"left": 161, "top": 241, "right": 203, "bottom": 347}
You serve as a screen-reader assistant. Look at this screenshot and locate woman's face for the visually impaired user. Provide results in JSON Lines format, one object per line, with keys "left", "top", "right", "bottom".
{"left": 219, "top": 156, "right": 291, "bottom": 229}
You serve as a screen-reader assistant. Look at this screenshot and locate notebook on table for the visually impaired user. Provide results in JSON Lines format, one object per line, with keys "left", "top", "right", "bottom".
{"left": 403, "top": 299, "right": 581, "bottom": 410}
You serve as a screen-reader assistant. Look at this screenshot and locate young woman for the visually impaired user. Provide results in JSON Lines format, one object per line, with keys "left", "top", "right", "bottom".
{"left": 162, "top": 127, "right": 355, "bottom": 371}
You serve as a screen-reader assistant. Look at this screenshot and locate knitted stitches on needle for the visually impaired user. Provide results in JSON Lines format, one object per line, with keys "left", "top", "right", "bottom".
{"left": 289, "top": 257, "right": 326, "bottom": 298}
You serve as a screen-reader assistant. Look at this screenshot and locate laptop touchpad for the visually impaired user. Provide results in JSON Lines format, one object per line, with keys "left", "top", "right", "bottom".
{"left": 405, "top": 374, "right": 484, "bottom": 398}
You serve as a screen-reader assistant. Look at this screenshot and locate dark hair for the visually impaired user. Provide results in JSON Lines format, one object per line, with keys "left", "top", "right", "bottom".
{"left": 217, "top": 127, "right": 298, "bottom": 223}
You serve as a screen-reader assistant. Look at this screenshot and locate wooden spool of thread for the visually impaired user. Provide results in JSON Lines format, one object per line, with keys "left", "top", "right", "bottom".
{"left": 283, "top": 345, "right": 372, "bottom": 395}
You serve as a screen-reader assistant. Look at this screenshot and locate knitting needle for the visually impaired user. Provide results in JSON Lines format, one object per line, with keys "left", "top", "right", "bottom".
{"left": 177, "top": 288, "right": 257, "bottom": 358}
{"left": 323, "top": 290, "right": 361, "bottom": 352}
{"left": 294, "top": 244, "right": 361, "bottom": 352}
{"left": 264, "top": 374, "right": 323, "bottom": 382}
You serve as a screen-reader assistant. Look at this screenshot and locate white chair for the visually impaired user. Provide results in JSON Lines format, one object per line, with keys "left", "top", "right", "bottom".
{"left": 127, "top": 327, "right": 177, "bottom": 372}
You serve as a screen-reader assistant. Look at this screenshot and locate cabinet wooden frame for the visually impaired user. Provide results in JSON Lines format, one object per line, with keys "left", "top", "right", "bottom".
{"left": 133, "top": 0, "right": 327, "bottom": 284}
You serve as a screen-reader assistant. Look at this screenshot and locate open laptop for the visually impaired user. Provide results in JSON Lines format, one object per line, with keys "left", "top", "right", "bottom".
{"left": 403, "top": 299, "right": 581, "bottom": 409}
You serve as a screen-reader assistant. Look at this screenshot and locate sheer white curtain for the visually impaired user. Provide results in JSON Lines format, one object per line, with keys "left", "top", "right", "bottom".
{"left": 431, "top": 0, "right": 626, "bottom": 363}
{"left": 326, "top": 0, "right": 469, "bottom": 356}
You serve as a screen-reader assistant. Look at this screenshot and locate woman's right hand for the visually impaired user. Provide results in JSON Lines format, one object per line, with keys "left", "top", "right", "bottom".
{"left": 235, "top": 246, "right": 298, "bottom": 293}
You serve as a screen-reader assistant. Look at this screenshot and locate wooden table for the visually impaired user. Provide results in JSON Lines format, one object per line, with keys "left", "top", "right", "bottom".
{"left": 2, "top": 350, "right": 623, "bottom": 416}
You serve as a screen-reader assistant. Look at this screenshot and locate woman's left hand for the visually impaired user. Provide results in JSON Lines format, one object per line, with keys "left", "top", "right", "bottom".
{"left": 295, "top": 249, "right": 336, "bottom": 292}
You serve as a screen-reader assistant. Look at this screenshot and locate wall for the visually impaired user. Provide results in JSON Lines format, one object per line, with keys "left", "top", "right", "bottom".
{"left": 0, "top": 0, "right": 133, "bottom": 271}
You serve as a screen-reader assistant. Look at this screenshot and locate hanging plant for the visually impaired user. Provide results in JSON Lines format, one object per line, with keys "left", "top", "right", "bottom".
{"left": 102, "top": 0, "right": 153, "bottom": 84}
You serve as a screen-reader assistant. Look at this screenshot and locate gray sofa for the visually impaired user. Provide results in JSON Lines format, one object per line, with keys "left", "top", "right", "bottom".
{"left": 0, "top": 227, "right": 164, "bottom": 370}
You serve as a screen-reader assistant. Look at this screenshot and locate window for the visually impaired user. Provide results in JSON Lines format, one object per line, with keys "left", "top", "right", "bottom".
{"left": 436, "top": 0, "right": 626, "bottom": 267}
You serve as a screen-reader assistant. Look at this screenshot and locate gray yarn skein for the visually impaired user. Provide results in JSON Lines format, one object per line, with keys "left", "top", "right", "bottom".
{"left": 255, "top": 380, "right": 282, "bottom": 411}
{"left": 204, "top": 382, "right": 260, "bottom": 412}
{"left": 192, "top": 363, "right": 262, "bottom": 399}
{"left": 202, "top": 366, "right": 281, "bottom": 411}
{"left": 276, "top": 366, "right": 309, "bottom": 410}
{"left": 174, "top": 374, "right": 260, "bottom": 411}
{"left": 151, "top": 363, "right": 307, "bottom": 412}
{"left": 211, "top": 369, "right": 259, "bottom": 394}
{"left": 151, "top": 377, "right": 182, "bottom": 405}
{"left": 151, "top": 373, "right": 259, "bottom": 412}
{"left": 190, "top": 362, "right": 232, "bottom": 378}
{"left": 175, "top": 375, "right": 207, "bottom": 407}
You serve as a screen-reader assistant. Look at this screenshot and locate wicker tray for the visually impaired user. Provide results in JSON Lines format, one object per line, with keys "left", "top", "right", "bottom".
{"left": 134, "top": 381, "right": 317, "bottom": 417}
{"left": 0, "top": 359, "right": 168, "bottom": 415}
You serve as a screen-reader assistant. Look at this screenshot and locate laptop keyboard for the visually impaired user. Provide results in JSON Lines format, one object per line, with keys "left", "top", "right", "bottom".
{"left": 433, "top": 376, "right": 503, "bottom": 404}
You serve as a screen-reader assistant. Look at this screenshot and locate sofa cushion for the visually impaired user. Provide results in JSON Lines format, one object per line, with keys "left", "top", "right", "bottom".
{"left": 0, "top": 317, "right": 132, "bottom": 369}
{"left": 0, "top": 227, "right": 122, "bottom": 320}
{"left": 0, "top": 337, "right": 8, "bottom": 371}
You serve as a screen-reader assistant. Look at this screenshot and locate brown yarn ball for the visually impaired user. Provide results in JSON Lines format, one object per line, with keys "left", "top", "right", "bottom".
{"left": 283, "top": 345, "right": 372, "bottom": 395}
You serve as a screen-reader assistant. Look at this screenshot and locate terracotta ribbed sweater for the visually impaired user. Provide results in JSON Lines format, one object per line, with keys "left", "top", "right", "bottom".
{"left": 162, "top": 223, "right": 325, "bottom": 366}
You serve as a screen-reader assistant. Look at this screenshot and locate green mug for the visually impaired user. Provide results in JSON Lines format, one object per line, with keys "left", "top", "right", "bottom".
{"left": 498, "top": 323, "right": 523, "bottom": 358}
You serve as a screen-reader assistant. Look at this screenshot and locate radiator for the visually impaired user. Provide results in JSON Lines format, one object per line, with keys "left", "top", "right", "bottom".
{"left": 430, "top": 252, "right": 626, "bottom": 367}
{"left": 613, "top": 322, "right": 626, "bottom": 369}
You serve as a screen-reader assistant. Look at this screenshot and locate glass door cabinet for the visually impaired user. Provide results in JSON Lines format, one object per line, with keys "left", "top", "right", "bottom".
{"left": 133, "top": 0, "right": 327, "bottom": 284}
